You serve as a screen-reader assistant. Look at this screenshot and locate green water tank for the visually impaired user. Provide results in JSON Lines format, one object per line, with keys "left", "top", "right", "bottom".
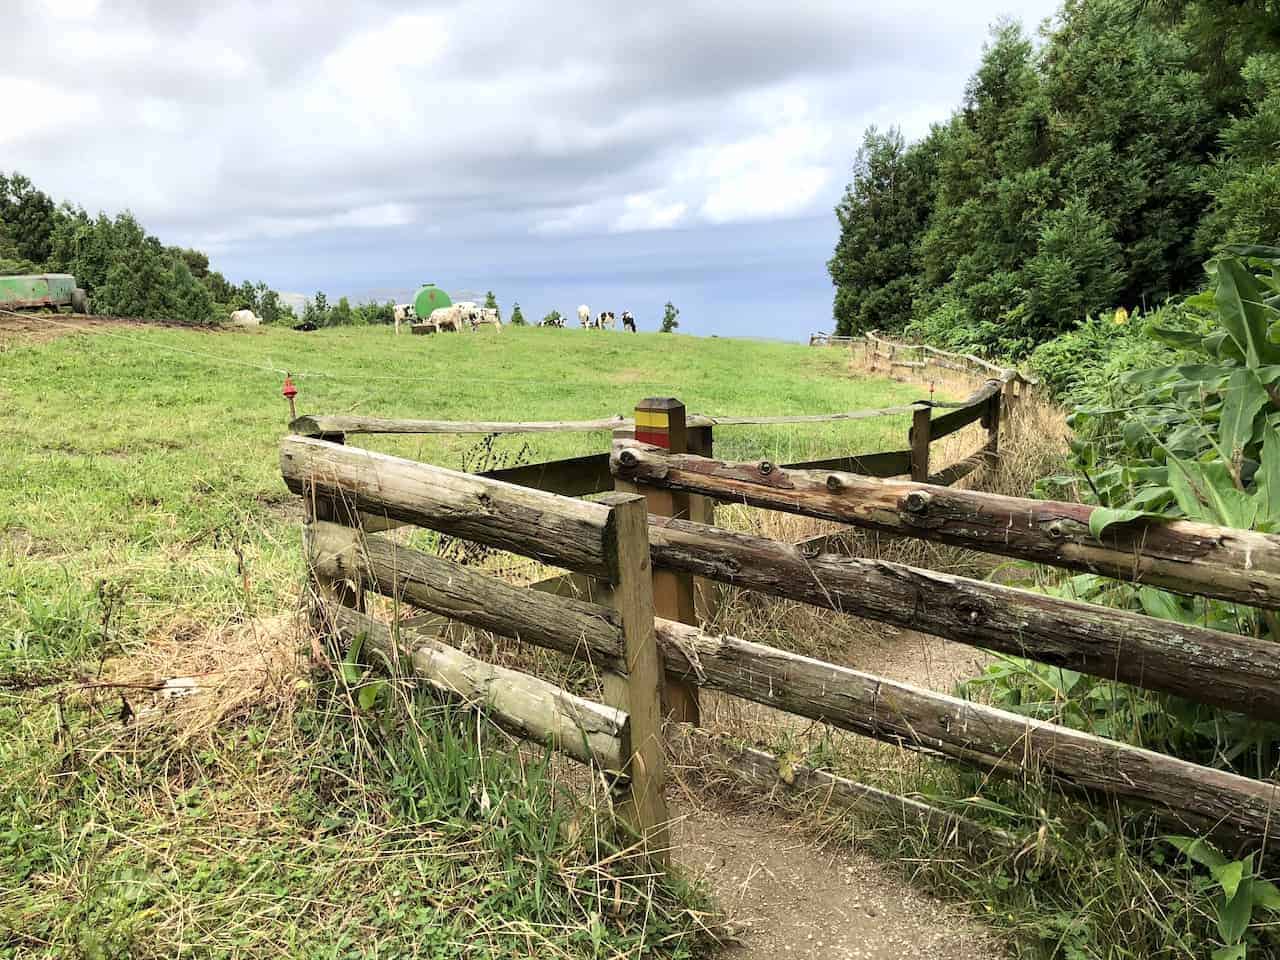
{"left": 413, "top": 283, "right": 452, "bottom": 319}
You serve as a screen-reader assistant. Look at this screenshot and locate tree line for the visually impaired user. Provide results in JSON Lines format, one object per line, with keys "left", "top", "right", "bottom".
{"left": 0, "top": 172, "right": 291, "bottom": 324}
{"left": 827, "top": 0, "right": 1280, "bottom": 357}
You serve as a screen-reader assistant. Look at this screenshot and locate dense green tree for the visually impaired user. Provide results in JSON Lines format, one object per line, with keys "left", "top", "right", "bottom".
{"left": 49, "top": 209, "right": 214, "bottom": 322}
{"left": 329, "top": 296, "right": 354, "bottom": 327}
{"left": 303, "top": 292, "right": 329, "bottom": 327}
{"left": 510, "top": 301, "right": 526, "bottom": 326}
{"left": 660, "top": 302, "right": 679, "bottom": 333}
{"left": 828, "top": 127, "right": 938, "bottom": 335}
{"left": 836, "top": 0, "right": 1240, "bottom": 358}
{"left": 0, "top": 173, "right": 57, "bottom": 265}
{"left": 1197, "top": 52, "right": 1280, "bottom": 250}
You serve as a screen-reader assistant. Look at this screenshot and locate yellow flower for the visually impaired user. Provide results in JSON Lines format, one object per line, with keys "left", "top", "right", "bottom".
{"left": 1113, "top": 306, "right": 1129, "bottom": 326}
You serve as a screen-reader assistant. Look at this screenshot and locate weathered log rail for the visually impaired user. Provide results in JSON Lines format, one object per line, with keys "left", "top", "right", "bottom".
{"left": 612, "top": 443, "right": 1280, "bottom": 612}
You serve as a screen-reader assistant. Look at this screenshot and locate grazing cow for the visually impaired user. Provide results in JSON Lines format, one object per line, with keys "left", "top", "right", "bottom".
{"left": 604, "top": 311, "right": 616, "bottom": 330}
{"left": 578, "top": 304, "right": 590, "bottom": 328}
{"left": 428, "top": 305, "right": 465, "bottom": 332}
{"left": 392, "top": 303, "right": 414, "bottom": 334}
{"left": 469, "top": 307, "right": 502, "bottom": 332}
{"left": 621, "top": 310, "right": 636, "bottom": 332}
{"left": 229, "top": 309, "right": 261, "bottom": 327}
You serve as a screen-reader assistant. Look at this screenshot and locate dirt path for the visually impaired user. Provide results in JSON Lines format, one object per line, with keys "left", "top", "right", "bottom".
{"left": 675, "top": 801, "right": 1002, "bottom": 959}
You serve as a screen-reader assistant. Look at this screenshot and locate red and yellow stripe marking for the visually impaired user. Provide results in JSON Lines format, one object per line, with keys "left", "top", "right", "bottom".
{"left": 635, "top": 408, "right": 670, "bottom": 448}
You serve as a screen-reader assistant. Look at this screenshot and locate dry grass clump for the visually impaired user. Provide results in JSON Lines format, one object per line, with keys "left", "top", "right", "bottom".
{"left": 64, "top": 611, "right": 307, "bottom": 749}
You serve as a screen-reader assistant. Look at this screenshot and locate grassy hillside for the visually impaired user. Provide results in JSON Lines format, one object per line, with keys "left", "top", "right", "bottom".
{"left": 0, "top": 323, "right": 925, "bottom": 958}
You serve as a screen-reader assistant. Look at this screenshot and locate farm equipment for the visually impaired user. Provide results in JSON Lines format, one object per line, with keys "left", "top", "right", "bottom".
{"left": 0, "top": 274, "right": 89, "bottom": 314}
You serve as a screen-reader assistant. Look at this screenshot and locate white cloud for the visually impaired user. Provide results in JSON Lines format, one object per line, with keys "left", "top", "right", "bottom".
{"left": 3, "top": 0, "right": 1063, "bottom": 252}
{"left": 612, "top": 191, "right": 689, "bottom": 232}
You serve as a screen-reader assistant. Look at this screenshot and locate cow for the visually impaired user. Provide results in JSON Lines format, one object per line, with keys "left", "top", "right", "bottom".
{"left": 578, "top": 304, "right": 590, "bottom": 328}
{"left": 469, "top": 308, "right": 502, "bottom": 332}
{"left": 603, "top": 311, "right": 616, "bottom": 330}
{"left": 427, "top": 305, "right": 465, "bottom": 332}
{"left": 229, "top": 309, "right": 261, "bottom": 327}
{"left": 621, "top": 310, "right": 636, "bottom": 332}
{"left": 392, "top": 303, "right": 414, "bottom": 334}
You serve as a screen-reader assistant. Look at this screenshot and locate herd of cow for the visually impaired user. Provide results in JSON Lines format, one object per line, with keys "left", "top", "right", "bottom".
{"left": 539, "top": 305, "right": 636, "bottom": 331}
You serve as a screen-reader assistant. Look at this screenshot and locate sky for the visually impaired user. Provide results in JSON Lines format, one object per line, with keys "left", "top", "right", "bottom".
{"left": 5, "top": 0, "right": 1061, "bottom": 339}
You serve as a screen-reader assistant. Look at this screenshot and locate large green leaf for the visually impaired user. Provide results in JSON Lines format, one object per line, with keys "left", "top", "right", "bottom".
{"left": 1219, "top": 369, "right": 1270, "bottom": 458}
{"left": 1224, "top": 243, "right": 1280, "bottom": 263}
{"left": 1259, "top": 429, "right": 1280, "bottom": 523}
{"left": 1217, "top": 259, "right": 1280, "bottom": 367}
{"left": 1166, "top": 452, "right": 1258, "bottom": 528}
{"left": 1166, "top": 835, "right": 1229, "bottom": 870}
{"left": 1088, "top": 506, "right": 1164, "bottom": 539}
{"left": 1218, "top": 881, "right": 1254, "bottom": 945}
{"left": 1148, "top": 326, "right": 1207, "bottom": 349}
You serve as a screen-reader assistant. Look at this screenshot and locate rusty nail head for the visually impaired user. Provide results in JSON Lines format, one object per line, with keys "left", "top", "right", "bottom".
{"left": 759, "top": 460, "right": 774, "bottom": 475}
{"left": 826, "top": 475, "right": 842, "bottom": 492}
{"left": 619, "top": 450, "right": 637, "bottom": 467}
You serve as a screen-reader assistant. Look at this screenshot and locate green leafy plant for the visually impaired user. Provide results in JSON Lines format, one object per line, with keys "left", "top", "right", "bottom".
{"left": 1164, "top": 837, "right": 1280, "bottom": 959}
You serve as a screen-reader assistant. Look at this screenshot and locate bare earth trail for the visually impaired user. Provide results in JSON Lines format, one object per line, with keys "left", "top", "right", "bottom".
{"left": 674, "top": 627, "right": 1001, "bottom": 959}
{"left": 675, "top": 802, "right": 1002, "bottom": 960}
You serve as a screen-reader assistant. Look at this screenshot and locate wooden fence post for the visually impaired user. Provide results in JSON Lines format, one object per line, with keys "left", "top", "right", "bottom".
{"left": 597, "top": 493, "right": 670, "bottom": 862}
{"left": 305, "top": 431, "right": 365, "bottom": 635}
{"left": 686, "top": 422, "right": 718, "bottom": 621}
{"left": 982, "top": 388, "right": 1002, "bottom": 457}
{"left": 909, "top": 406, "right": 932, "bottom": 482}
{"left": 619, "top": 397, "right": 700, "bottom": 724}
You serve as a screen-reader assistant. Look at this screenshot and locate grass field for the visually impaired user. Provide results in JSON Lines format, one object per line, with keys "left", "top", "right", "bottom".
{"left": 0, "top": 323, "right": 928, "bottom": 958}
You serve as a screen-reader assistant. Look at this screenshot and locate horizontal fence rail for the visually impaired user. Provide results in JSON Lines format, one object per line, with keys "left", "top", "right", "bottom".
{"left": 313, "top": 589, "right": 1280, "bottom": 851}
{"left": 324, "top": 603, "right": 629, "bottom": 771}
{"left": 308, "top": 520, "right": 626, "bottom": 672}
{"left": 611, "top": 443, "right": 1280, "bottom": 611}
{"left": 641, "top": 517, "right": 1280, "bottom": 720}
{"left": 282, "top": 436, "right": 620, "bottom": 579}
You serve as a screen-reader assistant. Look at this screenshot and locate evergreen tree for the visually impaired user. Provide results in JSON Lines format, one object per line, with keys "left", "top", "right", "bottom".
{"left": 828, "top": 127, "right": 937, "bottom": 335}
{"left": 660, "top": 302, "right": 679, "bottom": 333}
{"left": 510, "top": 302, "right": 526, "bottom": 326}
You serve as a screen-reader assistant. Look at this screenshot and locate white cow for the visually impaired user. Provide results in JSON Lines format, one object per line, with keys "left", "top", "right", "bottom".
{"left": 229, "top": 309, "right": 261, "bottom": 327}
{"left": 577, "top": 304, "right": 590, "bottom": 328}
{"left": 392, "top": 303, "right": 414, "bottom": 334}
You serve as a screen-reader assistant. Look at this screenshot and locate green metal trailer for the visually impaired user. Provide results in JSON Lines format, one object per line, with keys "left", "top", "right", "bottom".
{"left": 0, "top": 274, "right": 89, "bottom": 313}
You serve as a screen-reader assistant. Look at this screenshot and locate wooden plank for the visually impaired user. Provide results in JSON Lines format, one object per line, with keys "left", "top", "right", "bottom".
{"left": 528, "top": 570, "right": 614, "bottom": 606}
{"left": 686, "top": 423, "right": 718, "bottom": 620}
{"left": 929, "top": 381, "right": 1001, "bottom": 439}
{"left": 281, "top": 435, "right": 618, "bottom": 579}
{"left": 671, "top": 727, "right": 1019, "bottom": 856}
{"left": 302, "top": 431, "right": 364, "bottom": 625}
{"left": 321, "top": 603, "right": 627, "bottom": 771}
{"left": 623, "top": 399, "right": 699, "bottom": 723}
{"left": 782, "top": 449, "right": 913, "bottom": 478}
{"left": 651, "top": 617, "right": 1279, "bottom": 853}
{"left": 643, "top": 516, "right": 1280, "bottom": 721}
{"left": 292, "top": 414, "right": 631, "bottom": 436}
{"left": 598, "top": 493, "right": 670, "bottom": 860}
{"left": 612, "top": 443, "right": 1280, "bottom": 611}
{"left": 478, "top": 452, "right": 613, "bottom": 498}
{"left": 308, "top": 521, "right": 625, "bottom": 671}
{"left": 926, "top": 448, "right": 996, "bottom": 487}
{"left": 910, "top": 406, "right": 931, "bottom": 482}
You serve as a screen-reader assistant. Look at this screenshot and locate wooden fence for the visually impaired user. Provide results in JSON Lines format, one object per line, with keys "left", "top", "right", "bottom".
{"left": 281, "top": 425, "right": 1280, "bottom": 862}
{"left": 285, "top": 437, "right": 674, "bottom": 860}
